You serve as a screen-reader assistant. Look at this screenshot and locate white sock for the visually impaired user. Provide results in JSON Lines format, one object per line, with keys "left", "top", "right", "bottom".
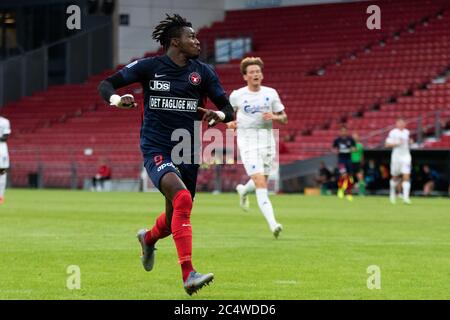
{"left": 0, "top": 173, "right": 6, "bottom": 197}
{"left": 255, "top": 188, "right": 278, "bottom": 231}
{"left": 390, "top": 179, "right": 398, "bottom": 192}
{"left": 389, "top": 179, "right": 398, "bottom": 201}
{"left": 242, "top": 179, "right": 255, "bottom": 195}
{"left": 402, "top": 181, "right": 411, "bottom": 200}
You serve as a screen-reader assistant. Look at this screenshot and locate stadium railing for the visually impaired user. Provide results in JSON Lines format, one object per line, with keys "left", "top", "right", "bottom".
{"left": 359, "top": 108, "right": 450, "bottom": 148}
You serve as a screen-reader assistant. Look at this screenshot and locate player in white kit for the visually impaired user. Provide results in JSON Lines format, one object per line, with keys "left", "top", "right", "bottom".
{"left": 227, "top": 57, "right": 288, "bottom": 238}
{"left": 385, "top": 118, "right": 412, "bottom": 204}
{"left": 0, "top": 116, "right": 11, "bottom": 204}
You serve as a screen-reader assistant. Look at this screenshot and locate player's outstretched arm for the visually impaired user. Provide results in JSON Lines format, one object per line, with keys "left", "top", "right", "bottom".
{"left": 197, "top": 107, "right": 225, "bottom": 127}
{"left": 200, "top": 95, "right": 235, "bottom": 127}
{"left": 98, "top": 73, "right": 137, "bottom": 109}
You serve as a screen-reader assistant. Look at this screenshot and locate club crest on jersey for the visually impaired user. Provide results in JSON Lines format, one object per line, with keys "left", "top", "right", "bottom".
{"left": 188, "top": 72, "right": 201, "bottom": 85}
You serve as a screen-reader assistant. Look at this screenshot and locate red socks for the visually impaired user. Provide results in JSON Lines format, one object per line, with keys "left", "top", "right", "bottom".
{"left": 171, "top": 189, "right": 194, "bottom": 281}
{"left": 143, "top": 189, "right": 195, "bottom": 281}
{"left": 144, "top": 212, "right": 171, "bottom": 246}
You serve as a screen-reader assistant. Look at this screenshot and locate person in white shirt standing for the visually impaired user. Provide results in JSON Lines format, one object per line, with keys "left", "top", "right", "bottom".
{"left": 385, "top": 118, "right": 412, "bottom": 204}
{"left": 227, "top": 57, "right": 288, "bottom": 238}
{"left": 0, "top": 116, "right": 11, "bottom": 204}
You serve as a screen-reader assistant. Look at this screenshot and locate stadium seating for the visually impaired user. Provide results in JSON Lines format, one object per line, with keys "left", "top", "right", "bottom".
{"left": 206, "top": 0, "right": 450, "bottom": 163}
{"left": 425, "top": 132, "right": 450, "bottom": 148}
{"left": 4, "top": 0, "right": 450, "bottom": 188}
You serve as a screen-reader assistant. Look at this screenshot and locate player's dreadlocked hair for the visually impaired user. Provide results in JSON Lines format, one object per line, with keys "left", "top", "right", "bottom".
{"left": 152, "top": 13, "right": 192, "bottom": 51}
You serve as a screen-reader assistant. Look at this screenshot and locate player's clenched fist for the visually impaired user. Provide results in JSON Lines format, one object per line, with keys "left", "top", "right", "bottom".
{"left": 109, "top": 94, "right": 137, "bottom": 109}
{"left": 197, "top": 107, "right": 225, "bottom": 127}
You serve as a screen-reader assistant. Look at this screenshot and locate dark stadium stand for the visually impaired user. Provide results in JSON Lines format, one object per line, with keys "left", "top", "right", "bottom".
{"left": 5, "top": 0, "right": 450, "bottom": 188}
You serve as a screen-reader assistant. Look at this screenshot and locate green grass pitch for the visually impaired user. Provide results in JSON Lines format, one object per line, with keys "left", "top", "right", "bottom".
{"left": 0, "top": 189, "right": 449, "bottom": 299}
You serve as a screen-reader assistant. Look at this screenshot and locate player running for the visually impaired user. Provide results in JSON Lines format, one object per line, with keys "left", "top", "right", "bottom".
{"left": 385, "top": 118, "right": 412, "bottom": 204}
{"left": 98, "top": 14, "right": 234, "bottom": 295}
{"left": 227, "top": 57, "right": 287, "bottom": 238}
{"left": 0, "top": 115, "right": 11, "bottom": 204}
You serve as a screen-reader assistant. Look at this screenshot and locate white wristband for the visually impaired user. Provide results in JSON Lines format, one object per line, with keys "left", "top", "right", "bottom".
{"left": 109, "top": 94, "right": 121, "bottom": 106}
{"left": 215, "top": 111, "right": 225, "bottom": 120}
{"left": 208, "top": 111, "right": 226, "bottom": 126}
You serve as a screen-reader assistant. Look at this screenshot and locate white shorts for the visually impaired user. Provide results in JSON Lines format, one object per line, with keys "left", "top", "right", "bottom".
{"left": 390, "top": 159, "right": 411, "bottom": 176}
{"left": 237, "top": 129, "right": 277, "bottom": 176}
{"left": 239, "top": 144, "right": 275, "bottom": 176}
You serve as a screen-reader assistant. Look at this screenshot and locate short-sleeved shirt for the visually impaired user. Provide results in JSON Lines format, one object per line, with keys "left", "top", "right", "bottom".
{"left": 333, "top": 136, "right": 356, "bottom": 160}
{"left": 385, "top": 128, "right": 411, "bottom": 162}
{"left": 229, "top": 86, "right": 285, "bottom": 130}
{"left": 118, "top": 55, "right": 226, "bottom": 159}
{"left": 351, "top": 142, "right": 364, "bottom": 163}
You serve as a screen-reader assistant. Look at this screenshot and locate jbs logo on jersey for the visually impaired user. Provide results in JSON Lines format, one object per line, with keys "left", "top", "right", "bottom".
{"left": 149, "top": 80, "right": 170, "bottom": 91}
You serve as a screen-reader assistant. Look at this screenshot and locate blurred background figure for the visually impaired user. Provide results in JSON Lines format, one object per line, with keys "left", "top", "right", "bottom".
{"left": 420, "top": 164, "right": 439, "bottom": 196}
{"left": 92, "top": 159, "right": 112, "bottom": 192}
{"left": 385, "top": 118, "right": 413, "bottom": 204}
{"left": 0, "top": 115, "right": 11, "bottom": 204}
{"left": 332, "top": 126, "right": 356, "bottom": 175}
{"left": 337, "top": 165, "right": 354, "bottom": 201}
{"left": 351, "top": 132, "right": 365, "bottom": 195}
{"left": 364, "top": 159, "right": 381, "bottom": 193}
{"left": 315, "top": 161, "right": 332, "bottom": 195}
